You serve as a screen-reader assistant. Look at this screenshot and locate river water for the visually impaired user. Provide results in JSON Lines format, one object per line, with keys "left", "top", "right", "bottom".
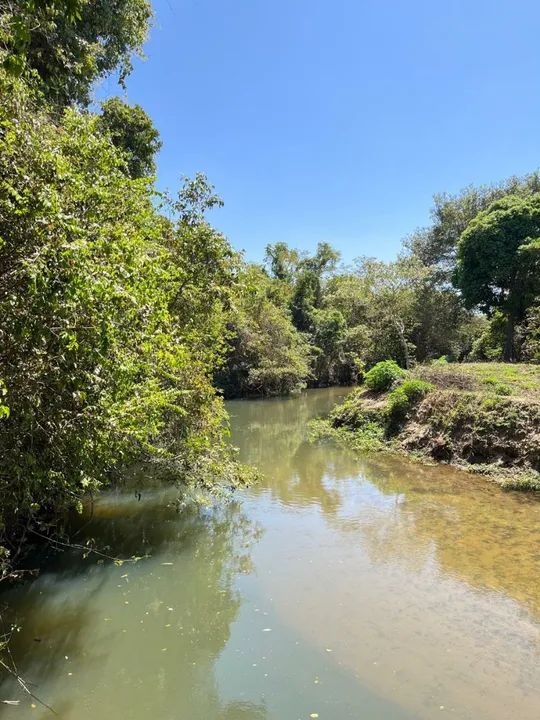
{"left": 0, "top": 388, "right": 539, "bottom": 719}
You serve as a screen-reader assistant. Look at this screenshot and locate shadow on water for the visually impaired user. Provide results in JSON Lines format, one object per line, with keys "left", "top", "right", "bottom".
{"left": 0, "top": 491, "right": 266, "bottom": 720}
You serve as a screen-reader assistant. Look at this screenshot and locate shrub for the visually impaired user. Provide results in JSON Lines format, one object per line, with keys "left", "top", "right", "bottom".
{"left": 431, "top": 356, "right": 449, "bottom": 366}
{"left": 399, "top": 379, "right": 434, "bottom": 402}
{"left": 364, "top": 360, "right": 406, "bottom": 393}
{"left": 0, "top": 77, "right": 246, "bottom": 569}
{"left": 387, "top": 387, "right": 410, "bottom": 424}
{"left": 387, "top": 379, "right": 433, "bottom": 427}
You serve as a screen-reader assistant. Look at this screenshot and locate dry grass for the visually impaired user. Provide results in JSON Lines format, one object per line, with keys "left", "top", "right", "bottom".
{"left": 412, "top": 363, "right": 540, "bottom": 401}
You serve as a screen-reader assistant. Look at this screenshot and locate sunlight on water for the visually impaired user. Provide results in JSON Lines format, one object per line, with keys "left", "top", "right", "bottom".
{"left": 0, "top": 388, "right": 539, "bottom": 719}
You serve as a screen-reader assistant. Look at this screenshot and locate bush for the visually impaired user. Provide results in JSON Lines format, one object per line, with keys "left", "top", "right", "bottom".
{"left": 387, "top": 379, "right": 433, "bottom": 427}
{"left": 364, "top": 360, "right": 406, "bottom": 392}
{"left": 387, "top": 387, "right": 410, "bottom": 424}
{"left": 399, "top": 379, "right": 434, "bottom": 402}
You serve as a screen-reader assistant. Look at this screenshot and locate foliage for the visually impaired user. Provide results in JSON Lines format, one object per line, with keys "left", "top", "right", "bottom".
{"left": 216, "top": 265, "right": 311, "bottom": 397}
{"left": 0, "top": 75, "right": 245, "bottom": 569}
{"left": 455, "top": 195, "right": 540, "bottom": 360}
{"left": 364, "top": 360, "right": 406, "bottom": 393}
{"left": 387, "top": 379, "right": 433, "bottom": 427}
{"left": 288, "top": 243, "right": 339, "bottom": 334}
{"left": 264, "top": 241, "right": 300, "bottom": 282}
{"left": 325, "top": 363, "right": 540, "bottom": 491}
{"left": 522, "top": 302, "right": 540, "bottom": 362}
{"left": 0, "top": 0, "right": 152, "bottom": 106}
{"left": 397, "top": 379, "right": 434, "bottom": 402}
{"left": 173, "top": 172, "right": 224, "bottom": 225}
{"left": 309, "top": 416, "right": 385, "bottom": 454}
{"left": 223, "top": 236, "right": 485, "bottom": 396}
{"left": 406, "top": 171, "right": 540, "bottom": 283}
{"left": 469, "top": 312, "right": 506, "bottom": 361}
{"left": 310, "top": 307, "right": 348, "bottom": 385}
{"left": 97, "top": 97, "right": 161, "bottom": 178}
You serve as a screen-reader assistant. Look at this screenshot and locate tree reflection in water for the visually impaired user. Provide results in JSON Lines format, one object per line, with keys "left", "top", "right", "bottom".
{"left": 229, "top": 389, "right": 540, "bottom": 617}
{"left": 0, "top": 491, "right": 266, "bottom": 720}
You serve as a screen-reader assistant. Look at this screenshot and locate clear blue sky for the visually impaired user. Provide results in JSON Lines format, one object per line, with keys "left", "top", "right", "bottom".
{"left": 98, "top": 0, "right": 540, "bottom": 264}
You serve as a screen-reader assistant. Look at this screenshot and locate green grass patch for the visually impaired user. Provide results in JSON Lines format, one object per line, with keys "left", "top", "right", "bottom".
{"left": 321, "top": 361, "right": 540, "bottom": 492}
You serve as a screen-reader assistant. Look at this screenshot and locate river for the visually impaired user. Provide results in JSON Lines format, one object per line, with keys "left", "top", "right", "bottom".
{"left": 0, "top": 388, "right": 539, "bottom": 719}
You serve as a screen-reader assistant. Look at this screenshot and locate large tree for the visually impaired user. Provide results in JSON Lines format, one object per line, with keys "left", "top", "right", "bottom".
{"left": 406, "top": 172, "right": 540, "bottom": 283}
{"left": 0, "top": 0, "right": 151, "bottom": 106}
{"left": 0, "top": 75, "right": 244, "bottom": 571}
{"left": 455, "top": 195, "right": 540, "bottom": 360}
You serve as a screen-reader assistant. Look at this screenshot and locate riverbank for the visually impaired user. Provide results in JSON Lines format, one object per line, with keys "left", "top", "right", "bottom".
{"left": 1, "top": 388, "right": 539, "bottom": 720}
{"left": 311, "top": 363, "right": 540, "bottom": 491}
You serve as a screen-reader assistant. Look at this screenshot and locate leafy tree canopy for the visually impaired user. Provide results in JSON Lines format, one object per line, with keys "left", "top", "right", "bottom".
{"left": 0, "top": 0, "right": 152, "bottom": 106}
{"left": 455, "top": 194, "right": 540, "bottom": 360}
{"left": 98, "top": 97, "right": 161, "bottom": 178}
{"left": 0, "top": 74, "right": 244, "bottom": 570}
{"left": 406, "top": 172, "right": 540, "bottom": 281}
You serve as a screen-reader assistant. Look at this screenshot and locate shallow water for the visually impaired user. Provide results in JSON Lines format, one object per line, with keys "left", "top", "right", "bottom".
{"left": 0, "top": 388, "right": 539, "bottom": 719}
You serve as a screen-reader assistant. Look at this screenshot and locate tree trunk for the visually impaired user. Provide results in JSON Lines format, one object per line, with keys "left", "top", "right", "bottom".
{"left": 502, "top": 313, "right": 515, "bottom": 362}
{"left": 394, "top": 318, "right": 410, "bottom": 369}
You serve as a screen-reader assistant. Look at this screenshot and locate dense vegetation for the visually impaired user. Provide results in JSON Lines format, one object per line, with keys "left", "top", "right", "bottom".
{"left": 1, "top": 0, "right": 540, "bottom": 576}
{"left": 0, "top": 1, "right": 248, "bottom": 576}
{"left": 217, "top": 173, "right": 540, "bottom": 397}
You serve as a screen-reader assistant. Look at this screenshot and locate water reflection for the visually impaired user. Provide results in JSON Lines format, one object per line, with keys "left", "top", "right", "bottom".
{"left": 0, "top": 388, "right": 538, "bottom": 720}
{"left": 229, "top": 388, "right": 355, "bottom": 513}
{"left": 229, "top": 389, "right": 540, "bottom": 720}
{"left": 0, "top": 494, "right": 265, "bottom": 720}
{"left": 357, "top": 456, "right": 540, "bottom": 617}
{"left": 229, "top": 390, "right": 540, "bottom": 618}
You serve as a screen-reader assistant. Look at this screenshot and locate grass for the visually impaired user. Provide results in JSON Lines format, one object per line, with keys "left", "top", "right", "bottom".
{"left": 316, "top": 362, "right": 540, "bottom": 492}
{"left": 414, "top": 362, "right": 540, "bottom": 399}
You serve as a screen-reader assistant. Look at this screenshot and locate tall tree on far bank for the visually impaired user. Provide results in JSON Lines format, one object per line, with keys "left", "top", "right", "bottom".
{"left": 455, "top": 195, "right": 540, "bottom": 361}
{"left": 406, "top": 172, "right": 540, "bottom": 283}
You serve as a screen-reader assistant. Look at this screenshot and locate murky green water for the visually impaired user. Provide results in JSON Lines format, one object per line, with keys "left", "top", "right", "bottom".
{"left": 1, "top": 388, "right": 539, "bottom": 719}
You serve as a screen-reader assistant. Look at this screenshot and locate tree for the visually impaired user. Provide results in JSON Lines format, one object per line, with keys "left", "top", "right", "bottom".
{"left": 264, "top": 241, "right": 300, "bottom": 282}
{"left": 0, "top": 0, "right": 152, "bottom": 106}
{"left": 98, "top": 97, "right": 161, "bottom": 178}
{"left": 216, "top": 265, "right": 311, "bottom": 397}
{"left": 173, "top": 172, "right": 224, "bottom": 226}
{"left": 522, "top": 302, "right": 540, "bottom": 362}
{"left": 406, "top": 172, "right": 540, "bottom": 283}
{"left": 289, "top": 242, "right": 340, "bottom": 334}
{"left": 300, "top": 241, "right": 340, "bottom": 275}
{"left": 455, "top": 195, "right": 540, "bottom": 361}
{"left": 310, "top": 308, "right": 347, "bottom": 385}
{"left": 0, "top": 75, "right": 244, "bottom": 570}
{"left": 352, "top": 257, "right": 428, "bottom": 369}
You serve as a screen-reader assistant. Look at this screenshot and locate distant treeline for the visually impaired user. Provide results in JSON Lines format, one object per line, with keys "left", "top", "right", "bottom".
{"left": 216, "top": 177, "right": 540, "bottom": 397}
